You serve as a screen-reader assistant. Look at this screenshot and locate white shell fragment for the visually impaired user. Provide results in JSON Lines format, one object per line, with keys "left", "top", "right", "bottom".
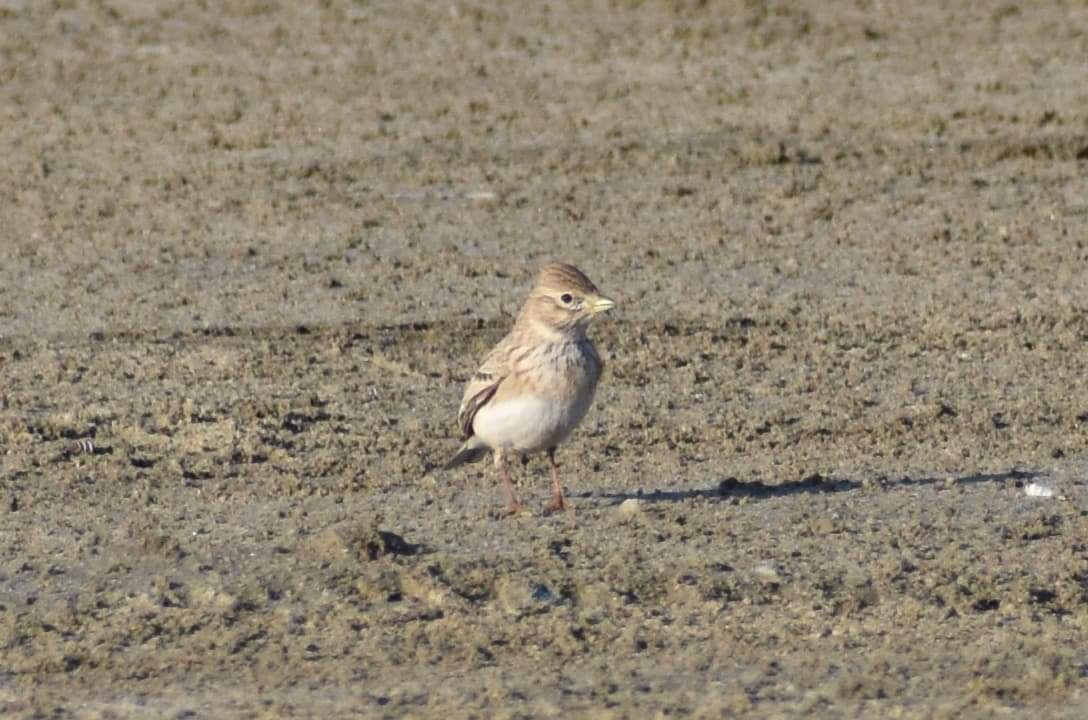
{"left": 464, "top": 190, "right": 497, "bottom": 202}
{"left": 1023, "top": 482, "right": 1054, "bottom": 498}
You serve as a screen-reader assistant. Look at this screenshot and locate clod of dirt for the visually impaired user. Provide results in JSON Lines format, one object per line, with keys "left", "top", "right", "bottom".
{"left": 752, "top": 562, "right": 785, "bottom": 585}
{"left": 495, "top": 576, "right": 537, "bottom": 616}
{"left": 305, "top": 521, "right": 420, "bottom": 564}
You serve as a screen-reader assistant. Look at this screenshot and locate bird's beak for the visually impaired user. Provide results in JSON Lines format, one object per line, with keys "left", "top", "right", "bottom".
{"left": 589, "top": 295, "right": 616, "bottom": 314}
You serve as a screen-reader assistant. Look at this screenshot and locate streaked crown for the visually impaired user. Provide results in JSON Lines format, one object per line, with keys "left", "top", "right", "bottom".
{"left": 533, "top": 263, "right": 600, "bottom": 296}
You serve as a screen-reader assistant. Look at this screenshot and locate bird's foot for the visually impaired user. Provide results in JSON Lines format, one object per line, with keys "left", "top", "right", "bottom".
{"left": 502, "top": 492, "right": 528, "bottom": 516}
{"left": 545, "top": 494, "right": 573, "bottom": 514}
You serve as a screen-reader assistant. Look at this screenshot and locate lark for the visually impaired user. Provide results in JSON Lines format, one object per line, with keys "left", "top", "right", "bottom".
{"left": 444, "top": 263, "right": 616, "bottom": 513}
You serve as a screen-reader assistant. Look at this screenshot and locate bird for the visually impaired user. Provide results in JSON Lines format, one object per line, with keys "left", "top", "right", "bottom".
{"left": 444, "top": 263, "right": 616, "bottom": 514}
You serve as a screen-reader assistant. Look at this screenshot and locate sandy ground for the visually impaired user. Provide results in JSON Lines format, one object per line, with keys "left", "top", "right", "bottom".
{"left": 2, "top": 0, "right": 1088, "bottom": 717}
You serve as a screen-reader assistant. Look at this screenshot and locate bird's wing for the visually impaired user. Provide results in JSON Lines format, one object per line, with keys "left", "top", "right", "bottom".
{"left": 456, "top": 338, "right": 513, "bottom": 439}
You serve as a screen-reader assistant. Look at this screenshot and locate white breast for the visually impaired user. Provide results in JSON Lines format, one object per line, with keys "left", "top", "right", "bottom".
{"left": 473, "top": 395, "right": 561, "bottom": 452}
{"left": 472, "top": 341, "right": 601, "bottom": 453}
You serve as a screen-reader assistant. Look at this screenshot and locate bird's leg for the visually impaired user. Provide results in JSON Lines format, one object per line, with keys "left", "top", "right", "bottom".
{"left": 546, "top": 447, "right": 571, "bottom": 512}
{"left": 495, "top": 450, "right": 524, "bottom": 514}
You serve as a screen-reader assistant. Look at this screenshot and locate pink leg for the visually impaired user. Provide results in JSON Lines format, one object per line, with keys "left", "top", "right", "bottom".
{"left": 546, "top": 448, "right": 571, "bottom": 512}
{"left": 495, "top": 451, "right": 524, "bottom": 514}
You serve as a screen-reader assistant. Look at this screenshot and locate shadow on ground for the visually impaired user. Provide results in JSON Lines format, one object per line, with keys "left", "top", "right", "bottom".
{"left": 589, "top": 468, "right": 1044, "bottom": 506}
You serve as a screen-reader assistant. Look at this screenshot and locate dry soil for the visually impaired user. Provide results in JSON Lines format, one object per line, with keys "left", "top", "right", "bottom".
{"left": 2, "top": 1, "right": 1088, "bottom": 718}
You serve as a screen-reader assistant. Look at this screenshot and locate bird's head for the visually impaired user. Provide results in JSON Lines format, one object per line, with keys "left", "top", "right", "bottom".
{"left": 518, "top": 263, "right": 615, "bottom": 337}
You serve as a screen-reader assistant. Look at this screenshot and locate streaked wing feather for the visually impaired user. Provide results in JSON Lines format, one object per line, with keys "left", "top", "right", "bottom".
{"left": 456, "top": 341, "right": 513, "bottom": 438}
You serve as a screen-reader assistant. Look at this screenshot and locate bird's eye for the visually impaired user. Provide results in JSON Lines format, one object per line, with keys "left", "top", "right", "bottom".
{"left": 560, "top": 293, "right": 574, "bottom": 305}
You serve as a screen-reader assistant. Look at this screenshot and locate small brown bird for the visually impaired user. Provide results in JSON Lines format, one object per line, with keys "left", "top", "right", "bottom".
{"left": 444, "top": 263, "right": 616, "bottom": 513}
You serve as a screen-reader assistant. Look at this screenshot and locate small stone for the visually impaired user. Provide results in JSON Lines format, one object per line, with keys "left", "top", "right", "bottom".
{"left": 753, "top": 562, "right": 783, "bottom": 584}
{"left": 616, "top": 498, "right": 642, "bottom": 519}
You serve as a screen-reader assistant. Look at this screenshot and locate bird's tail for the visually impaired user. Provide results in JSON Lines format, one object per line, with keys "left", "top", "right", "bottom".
{"left": 443, "top": 437, "right": 490, "bottom": 471}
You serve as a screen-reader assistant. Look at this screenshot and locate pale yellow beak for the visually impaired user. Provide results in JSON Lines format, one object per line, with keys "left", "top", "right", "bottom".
{"left": 589, "top": 295, "right": 616, "bottom": 314}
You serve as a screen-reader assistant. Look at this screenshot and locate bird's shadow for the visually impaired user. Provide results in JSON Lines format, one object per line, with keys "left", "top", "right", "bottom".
{"left": 586, "top": 468, "right": 1044, "bottom": 506}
